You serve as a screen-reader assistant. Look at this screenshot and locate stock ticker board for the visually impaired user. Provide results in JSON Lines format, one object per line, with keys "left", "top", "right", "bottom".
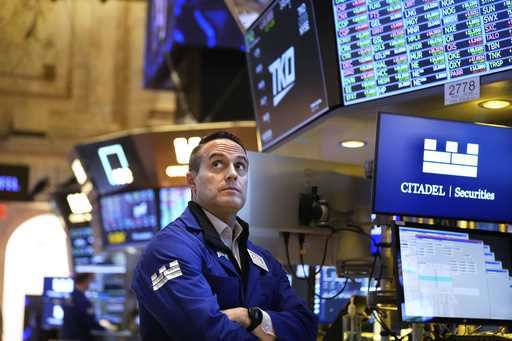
{"left": 333, "top": 0, "right": 512, "bottom": 105}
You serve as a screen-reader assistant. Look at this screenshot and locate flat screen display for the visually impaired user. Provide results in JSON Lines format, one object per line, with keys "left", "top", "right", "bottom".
{"left": 100, "top": 189, "right": 158, "bottom": 247}
{"left": 332, "top": 0, "right": 512, "bottom": 105}
{"left": 75, "top": 137, "right": 149, "bottom": 195}
{"left": 373, "top": 112, "right": 512, "bottom": 223}
{"left": 42, "top": 277, "right": 74, "bottom": 329}
{"left": 395, "top": 222, "right": 512, "bottom": 324}
{"left": 246, "top": 0, "right": 329, "bottom": 150}
{"left": 69, "top": 226, "right": 95, "bottom": 271}
{"left": 144, "top": 0, "right": 244, "bottom": 89}
{"left": 0, "top": 164, "right": 29, "bottom": 201}
{"left": 160, "top": 187, "right": 190, "bottom": 228}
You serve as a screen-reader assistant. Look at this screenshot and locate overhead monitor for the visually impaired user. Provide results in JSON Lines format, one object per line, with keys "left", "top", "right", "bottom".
{"left": 144, "top": 0, "right": 245, "bottom": 89}
{"left": 245, "top": 0, "right": 329, "bottom": 150}
{"left": 100, "top": 189, "right": 158, "bottom": 248}
{"left": 0, "top": 164, "right": 29, "bottom": 201}
{"left": 332, "top": 0, "right": 512, "bottom": 105}
{"left": 42, "top": 277, "right": 74, "bottom": 329}
{"left": 373, "top": 112, "right": 512, "bottom": 223}
{"left": 394, "top": 221, "right": 512, "bottom": 324}
{"left": 160, "top": 187, "right": 191, "bottom": 228}
{"left": 74, "top": 137, "right": 149, "bottom": 196}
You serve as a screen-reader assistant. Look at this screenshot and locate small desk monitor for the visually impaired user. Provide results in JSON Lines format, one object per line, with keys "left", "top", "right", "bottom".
{"left": 394, "top": 222, "right": 512, "bottom": 324}
{"left": 41, "top": 277, "right": 74, "bottom": 329}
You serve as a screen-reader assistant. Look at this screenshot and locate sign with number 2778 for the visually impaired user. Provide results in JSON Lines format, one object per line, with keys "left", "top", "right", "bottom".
{"left": 444, "top": 76, "right": 480, "bottom": 106}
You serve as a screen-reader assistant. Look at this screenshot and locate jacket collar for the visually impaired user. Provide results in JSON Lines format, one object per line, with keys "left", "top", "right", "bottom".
{"left": 185, "top": 201, "right": 250, "bottom": 253}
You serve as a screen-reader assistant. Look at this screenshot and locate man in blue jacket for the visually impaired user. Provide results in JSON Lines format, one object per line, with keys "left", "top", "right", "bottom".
{"left": 132, "top": 131, "right": 317, "bottom": 340}
{"left": 62, "top": 273, "right": 104, "bottom": 341}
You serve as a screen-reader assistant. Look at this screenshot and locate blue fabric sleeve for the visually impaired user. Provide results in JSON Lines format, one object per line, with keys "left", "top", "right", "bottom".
{"left": 265, "top": 258, "right": 318, "bottom": 341}
{"left": 132, "top": 231, "right": 258, "bottom": 341}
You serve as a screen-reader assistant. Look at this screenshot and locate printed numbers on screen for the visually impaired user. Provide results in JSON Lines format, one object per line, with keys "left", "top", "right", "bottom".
{"left": 448, "top": 80, "right": 477, "bottom": 96}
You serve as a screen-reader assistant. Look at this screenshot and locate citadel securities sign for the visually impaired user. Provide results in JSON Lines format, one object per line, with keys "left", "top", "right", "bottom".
{"left": 373, "top": 113, "right": 512, "bottom": 223}
{"left": 399, "top": 138, "right": 496, "bottom": 201}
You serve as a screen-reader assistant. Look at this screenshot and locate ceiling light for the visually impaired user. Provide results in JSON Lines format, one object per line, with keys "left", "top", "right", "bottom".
{"left": 479, "top": 99, "right": 511, "bottom": 110}
{"left": 339, "top": 140, "right": 366, "bottom": 149}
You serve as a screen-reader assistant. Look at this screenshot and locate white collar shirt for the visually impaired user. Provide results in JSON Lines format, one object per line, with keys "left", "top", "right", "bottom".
{"left": 203, "top": 209, "right": 243, "bottom": 268}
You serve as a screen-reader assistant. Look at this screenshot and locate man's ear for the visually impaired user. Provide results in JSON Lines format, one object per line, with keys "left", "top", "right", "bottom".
{"left": 186, "top": 171, "right": 195, "bottom": 190}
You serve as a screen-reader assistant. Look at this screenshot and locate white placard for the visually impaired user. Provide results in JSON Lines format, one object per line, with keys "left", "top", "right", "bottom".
{"left": 444, "top": 76, "right": 480, "bottom": 105}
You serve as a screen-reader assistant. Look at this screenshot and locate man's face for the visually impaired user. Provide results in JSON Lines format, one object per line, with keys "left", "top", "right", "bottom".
{"left": 188, "top": 139, "right": 249, "bottom": 217}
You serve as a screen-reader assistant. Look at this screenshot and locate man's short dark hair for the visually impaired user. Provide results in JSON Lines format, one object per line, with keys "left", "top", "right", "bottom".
{"left": 189, "top": 131, "right": 246, "bottom": 174}
{"left": 74, "top": 272, "right": 94, "bottom": 285}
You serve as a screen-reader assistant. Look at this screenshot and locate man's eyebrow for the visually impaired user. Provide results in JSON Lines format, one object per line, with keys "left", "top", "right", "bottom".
{"left": 208, "top": 152, "right": 226, "bottom": 160}
{"left": 236, "top": 155, "right": 249, "bottom": 164}
{"left": 208, "top": 153, "right": 248, "bottom": 163}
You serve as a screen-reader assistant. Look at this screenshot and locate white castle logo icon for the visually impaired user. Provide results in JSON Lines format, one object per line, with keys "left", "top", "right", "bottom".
{"left": 422, "top": 139, "right": 479, "bottom": 178}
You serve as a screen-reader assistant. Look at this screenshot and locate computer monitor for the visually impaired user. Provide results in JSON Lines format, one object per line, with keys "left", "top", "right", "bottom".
{"left": 68, "top": 225, "right": 95, "bottom": 272}
{"left": 99, "top": 189, "right": 158, "bottom": 248}
{"left": 159, "top": 187, "right": 190, "bottom": 228}
{"left": 394, "top": 221, "right": 512, "bottom": 324}
{"left": 331, "top": 0, "right": 512, "bottom": 106}
{"left": 373, "top": 112, "right": 512, "bottom": 223}
{"left": 41, "top": 277, "right": 74, "bottom": 329}
{"left": 245, "top": 0, "right": 329, "bottom": 150}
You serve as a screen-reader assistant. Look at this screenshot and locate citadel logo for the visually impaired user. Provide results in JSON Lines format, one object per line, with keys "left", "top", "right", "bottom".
{"left": 268, "top": 46, "right": 295, "bottom": 107}
{"left": 422, "top": 138, "right": 479, "bottom": 178}
{"left": 397, "top": 138, "right": 495, "bottom": 201}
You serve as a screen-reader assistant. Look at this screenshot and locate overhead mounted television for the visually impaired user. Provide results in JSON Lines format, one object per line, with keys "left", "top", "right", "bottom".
{"left": 100, "top": 189, "right": 158, "bottom": 248}
{"left": 332, "top": 0, "right": 512, "bottom": 105}
{"left": 394, "top": 221, "right": 512, "bottom": 324}
{"left": 245, "top": 0, "right": 329, "bottom": 150}
{"left": 373, "top": 112, "right": 512, "bottom": 223}
{"left": 160, "top": 187, "right": 191, "bottom": 228}
{"left": 0, "top": 164, "right": 29, "bottom": 201}
{"left": 74, "top": 137, "right": 149, "bottom": 196}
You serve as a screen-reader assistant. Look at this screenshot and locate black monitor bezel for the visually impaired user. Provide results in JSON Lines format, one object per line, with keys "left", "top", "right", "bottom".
{"left": 393, "top": 220, "right": 512, "bottom": 326}
{"left": 372, "top": 111, "right": 512, "bottom": 224}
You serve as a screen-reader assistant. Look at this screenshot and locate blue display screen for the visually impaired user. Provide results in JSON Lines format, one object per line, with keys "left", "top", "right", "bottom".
{"left": 160, "top": 187, "right": 190, "bottom": 228}
{"left": 373, "top": 113, "right": 512, "bottom": 223}
{"left": 69, "top": 226, "right": 95, "bottom": 270}
{"left": 100, "top": 189, "right": 158, "bottom": 247}
{"left": 42, "top": 277, "right": 74, "bottom": 329}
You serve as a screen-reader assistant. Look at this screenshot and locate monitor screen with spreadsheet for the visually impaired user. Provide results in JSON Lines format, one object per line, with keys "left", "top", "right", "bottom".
{"left": 332, "top": 0, "right": 512, "bottom": 105}
{"left": 394, "top": 221, "right": 512, "bottom": 324}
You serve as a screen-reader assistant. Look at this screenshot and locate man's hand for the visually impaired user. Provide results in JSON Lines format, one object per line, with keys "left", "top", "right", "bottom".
{"left": 221, "top": 307, "right": 250, "bottom": 328}
{"left": 221, "top": 308, "right": 275, "bottom": 341}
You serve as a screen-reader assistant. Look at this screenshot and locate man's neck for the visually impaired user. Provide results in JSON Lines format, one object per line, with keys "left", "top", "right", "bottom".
{"left": 194, "top": 201, "right": 237, "bottom": 227}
